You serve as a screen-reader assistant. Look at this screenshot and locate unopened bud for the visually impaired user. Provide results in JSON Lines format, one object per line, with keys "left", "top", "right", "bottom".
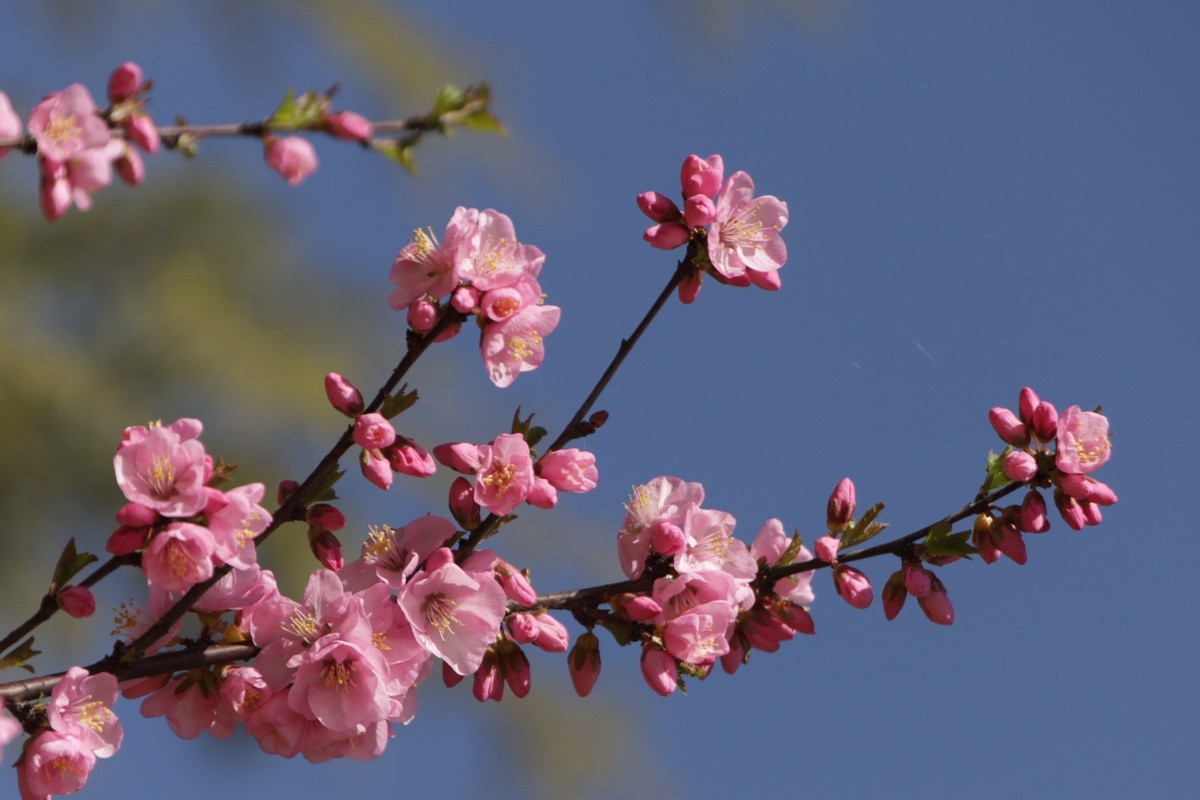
{"left": 643, "top": 222, "right": 690, "bottom": 250}
{"left": 308, "top": 529, "right": 344, "bottom": 571}
{"left": 108, "top": 61, "right": 143, "bottom": 103}
{"left": 57, "top": 585, "right": 96, "bottom": 618}
{"left": 325, "top": 110, "right": 372, "bottom": 141}
{"left": 988, "top": 407, "right": 1030, "bottom": 448}
{"left": 448, "top": 476, "right": 481, "bottom": 529}
{"left": 1003, "top": 450, "right": 1038, "bottom": 483}
{"left": 826, "top": 477, "right": 856, "bottom": 533}
{"left": 833, "top": 564, "right": 873, "bottom": 609}
{"left": 882, "top": 570, "right": 907, "bottom": 621}
{"left": 568, "top": 631, "right": 601, "bottom": 697}
{"left": 636, "top": 191, "right": 682, "bottom": 223}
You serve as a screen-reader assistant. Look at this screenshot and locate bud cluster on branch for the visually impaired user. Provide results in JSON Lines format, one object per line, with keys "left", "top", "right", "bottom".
{"left": 0, "top": 67, "right": 1116, "bottom": 800}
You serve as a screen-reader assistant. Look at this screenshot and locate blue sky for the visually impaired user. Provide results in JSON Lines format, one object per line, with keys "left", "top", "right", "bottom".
{"left": 1, "top": 3, "right": 1196, "bottom": 798}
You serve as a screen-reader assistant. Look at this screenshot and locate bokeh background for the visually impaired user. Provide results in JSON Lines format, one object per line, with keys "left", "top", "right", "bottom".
{"left": 1, "top": 2, "right": 1196, "bottom": 798}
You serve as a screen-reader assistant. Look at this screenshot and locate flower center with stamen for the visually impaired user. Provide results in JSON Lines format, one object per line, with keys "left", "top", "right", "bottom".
{"left": 145, "top": 452, "right": 176, "bottom": 499}
{"left": 321, "top": 660, "right": 356, "bottom": 694}
{"left": 45, "top": 115, "right": 80, "bottom": 145}
{"left": 482, "top": 461, "right": 516, "bottom": 495}
{"left": 422, "top": 593, "right": 462, "bottom": 641}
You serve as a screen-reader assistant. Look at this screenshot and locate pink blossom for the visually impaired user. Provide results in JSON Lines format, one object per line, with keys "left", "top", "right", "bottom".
{"left": 398, "top": 547, "right": 507, "bottom": 675}
{"left": 48, "top": 667, "right": 122, "bottom": 758}
{"left": 264, "top": 135, "right": 317, "bottom": 186}
{"left": 354, "top": 413, "right": 396, "bottom": 450}
{"left": 568, "top": 631, "right": 601, "bottom": 697}
{"left": 706, "top": 171, "right": 788, "bottom": 279}
{"left": 650, "top": 520, "right": 686, "bottom": 557}
{"left": 0, "top": 92, "right": 21, "bottom": 159}
{"left": 107, "top": 62, "right": 144, "bottom": 103}
{"left": 140, "top": 675, "right": 220, "bottom": 739}
{"left": 245, "top": 691, "right": 308, "bottom": 759}
{"left": 1056, "top": 405, "right": 1111, "bottom": 474}
{"left": 18, "top": 731, "right": 96, "bottom": 799}
{"left": 680, "top": 154, "right": 724, "bottom": 199}
{"left": 287, "top": 634, "right": 392, "bottom": 732}
{"left": 389, "top": 210, "right": 473, "bottom": 311}
{"left": 325, "top": 110, "right": 373, "bottom": 141}
{"left": 57, "top": 586, "right": 96, "bottom": 618}
{"left": 218, "top": 666, "right": 273, "bottom": 725}
{"left": 28, "top": 84, "right": 111, "bottom": 161}
{"left": 479, "top": 274, "right": 543, "bottom": 322}
{"left": 207, "top": 483, "right": 270, "bottom": 570}
{"left": 113, "top": 420, "right": 208, "bottom": 517}
{"left": 480, "top": 303, "right": 561, "bottom": 388}
{"left": 355, "top": 514, "right": 456, "bottom": 591}
{"left": 663, "top": 600, "right": 735, "bottom": 664}
{"left": 677, "top": 270, "right": 703, "bottom": 303}
{"left": 142, "top": 522, "right": 216, "bottom": 593}
{"left": 676, "top": 506, "right": 757, "bottom": 581}
{"left": 537, "top": 448, "right": 598, "bottom": 493}
{"left": 454, "top": 208, "right": 545, "bottom": 292}
{"left": 472, "top": 433, "right": 536, "bottom": 516}
{"left": 618, "top": 476, "right": 706, "bottom": 579}
{"left": 191, "top": 563, "right": 274, "bottom": 613}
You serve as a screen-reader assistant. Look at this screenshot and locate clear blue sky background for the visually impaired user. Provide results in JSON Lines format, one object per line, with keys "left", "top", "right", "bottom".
{"left": 2, "top": 2, "right": 1196, "bottom": 798}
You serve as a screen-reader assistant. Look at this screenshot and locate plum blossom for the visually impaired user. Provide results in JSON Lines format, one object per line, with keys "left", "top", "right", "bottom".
{"left": 471, "top": 433, "right": 536, "bottom": 516}
{"left": 706, "top": 171, "right": 788, "bottom": 280}
{"left": 47, "top": 667, "right": 122, "bottom": 759}
{"left": 113, "top": 419, "right": 209, "bottom": 517}
{"left": 17, "top": 731, "right": 96, "bottom": 800}
{"left": 1056, "top": 405, "right": 1111, "bottom": 474}
{"left": 27, "top": 84, "right": 111, "bottom": 161}
{"left": 480, "top": 303, "right": 561, "bottom": 388}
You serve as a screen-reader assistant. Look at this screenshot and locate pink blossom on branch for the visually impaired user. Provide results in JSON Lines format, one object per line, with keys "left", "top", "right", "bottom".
{"left": 27, "top": 84, "right": 111, "bottom": 161}
{"left": 706, "top": 171, "right": 788, "bottom": 281}
{"left": 264, "top": 135, "right": 318, "bottom": 186}
{"left": 1055, "top": 405, "right": 1112, "bottom": 474}
{"left": 0, "top": 91, "right": 21, "bottom": 158}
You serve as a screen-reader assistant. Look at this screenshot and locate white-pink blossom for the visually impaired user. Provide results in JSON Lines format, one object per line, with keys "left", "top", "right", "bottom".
{"left": 706, "top": 171, "right": 788, "bottom": 280}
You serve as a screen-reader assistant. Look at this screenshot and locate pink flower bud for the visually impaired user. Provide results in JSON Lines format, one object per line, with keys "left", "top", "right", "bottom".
{"left": 777, "top": 601, "right": 815, "bottom": 635}
{"left": 1081, "top": 501, "right": 1103, "bottom": 526}
{"left": 448, "top": 476, "right": 481, "bottom": 529}
{"left": 325, "top": 110, "right": 373, "bottom": 141}
{"left": 992, "top": 518, "right": 1028, "bottom": 565}
{"left": 525, "top": 476, "right": 557, "bottom": 509}
{"left": 537, "top": 448, "right": 598, "bottom": 493}
{"left": 106, "top": 525, "right": 149, "bottom": 555}
{"left": 442, "top": 660, "right": 464, "bottom": 688}
{"left": 264, "top": 135, "right": 317, "bottom": 186}
{"left": 108, "top": 61, "right": 144, "bottom": 102}
{"left": 359, "top": 448, "right": 393, "bottom": 490}
{"left": 306, "top": 503, "right": 345, "bottom": 532}
{"left": 1019, "top": 489, "right": 1050, "bottom": 533}
{"left": 988, "top": 407, "right": 1030, "bottom": 447}
{"left": 308, "top": 529, "right": 344, "bottom": 571}
{"left": 917, "top": 575, "right": 954, "bottom": 625}
{"left": 640, "top": 645, "right": 678, "bottom": 697}
{"left": 1054, "top": 489, "right": 1086, "bottom": 531}
{"left": 903, "top": 562, "right": 931, "bottom": 597}
{"left": 569, "top": 631, "right": 601, "bottom": 697}
{"left": 126, "top": 114, "right": 160, "bottom": 154}
{"left": 495, "top": 558, "right": 537, "bottom": 605}
{"left": 1003, "top": 450, "right": 1038, "bottom": 482}
{"left": 637, "top": 191, "right": 683, "bottom": 223}
{"left": 677, "top": 271, "right": 703, "bottom": 304}
{"left": 611, "top": 592, "right": 662, "bottom": 623}
{"left": 1058, "top": 473, "right": 1118, "bottom": 506}
{"left": 882, "top": 570, "right": 907, "bottom": 621}
{"left": 57, "top": 585, "right": 96, "bottom": 618}
{"left": 826, "top": 477, "right": 856, "bottom": 533}
{"left": 972, "top": 512, "right": 1002, "bottom": 564}
{"left": 324, "top": 372, "right": 364, "bottom": 417}
{"left": 1018, "top": 386, "right": 1040, "bottom": 424}
{"left": 507, "top": 612, "right": 539, "bottom": 644}
{"left": 814, "top": 534, "right": 840, "bottom": 563}
{"left": 116, "top": 501, "right": 158, "bottom": 527}
{"left": 472, "top": 649, "right": 503, "bottom": 703}
{"left": 1031, "top": 401, "right": 1058, "bottom": 442}
{"left": 643, "top": 221, "right": 691, "bottom": 250}
{"left": 115, "top": 146, "right": 145, "bottom": 186}
{"left": 451, "top": 285, "right": 480, "bottom": 314}
{"left": 683, "top": 194, "right": 716, "bottom": 228}
{"left": 433, "top": 442, "right": 483, "bottom": 474}
{"left": 276, "top": 479, "right": 300, "bottom": 506}
{"left": 407, "top": 295, "right": 439, "bottom": 333}
{"left": 833, "top": 564, "right": 873, "bottom": 609}
{"left": 680, "top": 153, "right": 724, "bottom": 199}
{"left": 0, "top": 91, "right": 23, "bottom": 159}
{"left": 649, "top": 520, "right": 686, "bottom": 557}
{"left": 432, "top": 320, "right": 460, "bottom": 343}
{"left": 353, "top": 413, "right": 396, "bottom": 450}
{"left": 385, "top": 437, "right": 437, "bottom": 478}
{"left": 501, "top": 644, "right": 531, "bottom": 699}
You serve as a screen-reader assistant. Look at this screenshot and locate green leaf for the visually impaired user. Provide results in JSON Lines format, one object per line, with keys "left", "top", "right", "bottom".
{"left": 374, "top": 140, "right": 417, "bottom": 173}
{"left": 381, "top": 384, "right": 419, "bottom": 419}
{"left": 464, "top": 109, "right": 505, "bottom": 135}
{"left": 922, "top": 521, "right": 978, "bottom": 558}
{"left": 777, "top": 530, "right": 805, "bottom": 567}
{"left": 49, "top": 538, "right": 98, "bottom": 594}
{"left": 525, "top": 426, "right": 548, "bottom": 449}
{"left": 0, "top": 637, "right": 41, "bottom": 674}
{"left": 308, "top": 466, "right": 345, "bottom": 504}
{"left": 267, "top": 88, "right": 329, "bottom": 130}
{"left": 839, "top": 502, "right": 888, "bottom": 549}
{"left": 433, "top": 83, "right": 467, "bottom": 116}
{"left": 981, "top": 449, "right": 1011, "bottom": 494}
{"left": 596, "top": 617, "right": 635, "bottom": 647}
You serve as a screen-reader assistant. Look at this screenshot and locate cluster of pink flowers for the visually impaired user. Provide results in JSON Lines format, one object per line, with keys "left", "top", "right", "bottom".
{"left": 388, "top": 207, "right": 561, "bottom": 387}
{"left": 982, "top": 387, "right": 1117, "bottom": 563}
{"left": 434, "top": 433, "right": 597, "bottom": 517}
{"left": 110, "top": 418, "right": 271, "bottom": 596}
{"left": 638, "top": 154, "right": 789, "bottom": 302}
{"left": 14, "top": 668, "right": 121, "bottom": 800}
{"left": 612, "top": 476, "right": 815, "bottom": 694}
{"left": 7, "top": 62, "right": 160, "bottom": 220}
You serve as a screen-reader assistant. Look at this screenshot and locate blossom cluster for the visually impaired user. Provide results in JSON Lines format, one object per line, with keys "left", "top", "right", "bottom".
{"left": 638, "top": 154, "right": 789, "bottom": 302}
{"left": 12, "top": 668, "right": 121, "bottom": 800}
{"left": 109, "top": 418, "right": 272, "bottom": 598}
{"left": 980, "top": 387, "right": 1117, "bottom": 564}
{"left": 388, "top": 207, "right": 561, "bottom": 387}
{"left": 0, "top": 62, "right": 374, "bottom": 220}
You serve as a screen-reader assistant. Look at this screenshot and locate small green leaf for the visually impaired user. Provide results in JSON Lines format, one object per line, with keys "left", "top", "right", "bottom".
{"left": 981, "top": 449, "right": 1011, "bottom": 494}
{"left": 777, "top": 530, "right": 806, "bottom": 567}
{"left": 49, "top": 538, "right": 98, "bottom": 594}
{"left": 923, "top": 522, "right": 978, "bottom": 558}
{"left": 374, "top": 140, "right": 418, "bottom": 173}
{"left": 524, "top": 426, "right": 548, "bottom": 449}
{"left": 0, "top": 637, "right": 41, "bottom": 674}
{"left": 381, "top": 385, "right": 419, "bottom": 419}
{"left": 464, "top": 110, "right": 505, "bottom": 135}
{"left": 839, "top": 502, "right": 888, "bottom": 549}
{"left": 596, "top": 618, "right": 635, "bottom": 647}
{"left": 268, "top": 88, "right": 329, "bottom": 130}
{"left": 433, "top": 84, "right": 467, "bottom": 116}
{"left": 308, "top": 467, "right": 345, "bottom": 504}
